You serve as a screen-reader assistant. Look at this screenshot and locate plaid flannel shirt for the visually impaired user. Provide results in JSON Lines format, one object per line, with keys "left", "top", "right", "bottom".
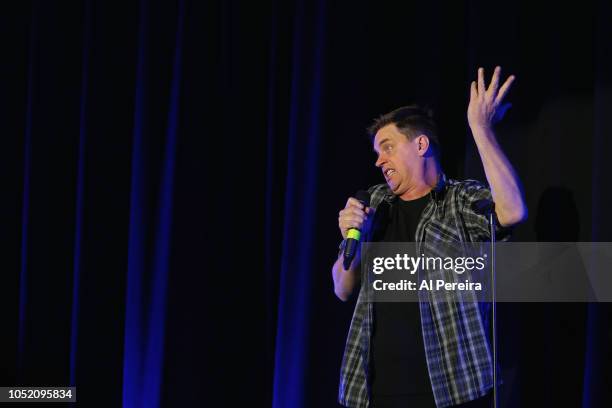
{"left": 338, "top": 174, "right": 511, "bottom": 408}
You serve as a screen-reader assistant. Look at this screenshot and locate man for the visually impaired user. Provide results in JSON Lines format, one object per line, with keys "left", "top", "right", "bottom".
{"left": 333, "top": 67, "right": 527, "bottom": 408}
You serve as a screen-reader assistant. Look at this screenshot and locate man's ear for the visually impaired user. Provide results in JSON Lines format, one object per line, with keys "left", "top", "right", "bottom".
{"left": 416, "top": 135, "right": 430, "bottom": 157}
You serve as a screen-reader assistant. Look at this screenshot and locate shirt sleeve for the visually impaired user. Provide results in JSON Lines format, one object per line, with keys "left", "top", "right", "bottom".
{"left": 458, "top": 180, "right": 513, "bottom": 242}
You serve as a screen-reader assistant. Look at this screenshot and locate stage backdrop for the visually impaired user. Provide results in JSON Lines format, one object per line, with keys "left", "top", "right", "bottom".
{"left": 2, "top": 0, "right": 611, "bottom": 407}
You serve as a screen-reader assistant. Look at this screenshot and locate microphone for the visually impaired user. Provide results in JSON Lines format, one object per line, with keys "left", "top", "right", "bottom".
{"left": 343, "top": 190, "right": 371, "bottom": 270}
{"left": 471, "top": 198, "right": 495, "bottom": 216}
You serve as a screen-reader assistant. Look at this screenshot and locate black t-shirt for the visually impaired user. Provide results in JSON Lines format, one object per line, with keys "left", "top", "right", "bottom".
{"left": 371, "top": 194, "right": 435, "bottom": 405}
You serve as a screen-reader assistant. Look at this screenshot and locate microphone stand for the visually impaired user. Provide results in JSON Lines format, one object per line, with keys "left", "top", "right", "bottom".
{"left": 489, "top": 210, "right": 498, "bottom": 408}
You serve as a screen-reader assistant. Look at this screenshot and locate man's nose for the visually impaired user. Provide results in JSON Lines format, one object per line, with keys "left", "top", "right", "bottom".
{"left": 375, "top": 154, "right": 385, "bottom": 168}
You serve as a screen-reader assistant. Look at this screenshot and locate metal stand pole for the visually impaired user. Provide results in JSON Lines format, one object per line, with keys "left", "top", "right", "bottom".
{"left": 490, "top": 212, "right": 497, "bottom": 408}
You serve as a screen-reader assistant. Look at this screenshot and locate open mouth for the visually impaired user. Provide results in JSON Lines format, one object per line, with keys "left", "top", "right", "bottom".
{"left": 384, "top": 168, "right": 396, "bottom": 180}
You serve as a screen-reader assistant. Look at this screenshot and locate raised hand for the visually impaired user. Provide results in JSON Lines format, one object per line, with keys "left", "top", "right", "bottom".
{"left": 468, "top": 66, "right": 515, "bottom": 130}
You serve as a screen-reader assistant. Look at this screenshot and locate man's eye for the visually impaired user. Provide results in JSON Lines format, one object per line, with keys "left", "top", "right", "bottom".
{"left": 384, "top": 145, "right": 393, "bottom": 153}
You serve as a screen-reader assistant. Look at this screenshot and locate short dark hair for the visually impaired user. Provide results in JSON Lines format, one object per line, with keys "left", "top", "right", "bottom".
{"left": 368, "top": 105, "right": 440, "bottom": 155}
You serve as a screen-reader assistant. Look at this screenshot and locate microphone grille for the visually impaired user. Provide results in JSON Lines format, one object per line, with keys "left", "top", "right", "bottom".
{"left": 355, "top": 190, "right": 371, "bottom": 207}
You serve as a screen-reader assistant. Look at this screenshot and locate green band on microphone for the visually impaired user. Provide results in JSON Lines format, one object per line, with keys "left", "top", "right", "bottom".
{"left": 347, "top": 229, "right": 361, "bottom": 240}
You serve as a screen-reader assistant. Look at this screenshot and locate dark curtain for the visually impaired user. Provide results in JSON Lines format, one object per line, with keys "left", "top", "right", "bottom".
{"left": 2, "top": 0, "right": 611, "bottom": 407}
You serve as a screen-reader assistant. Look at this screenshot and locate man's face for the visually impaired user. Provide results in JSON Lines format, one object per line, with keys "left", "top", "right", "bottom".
{"left": 373, "top": 124, "right": 423, "bottom": 195}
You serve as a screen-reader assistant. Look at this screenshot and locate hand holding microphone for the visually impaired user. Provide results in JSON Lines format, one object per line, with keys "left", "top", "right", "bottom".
{"left": 338, "top": 190, "right": 371, "bottom": 270}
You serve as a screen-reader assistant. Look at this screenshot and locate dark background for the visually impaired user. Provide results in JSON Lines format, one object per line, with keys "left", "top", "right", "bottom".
{"left": 1, "top": 0, "right": 611, "bottom": 407}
